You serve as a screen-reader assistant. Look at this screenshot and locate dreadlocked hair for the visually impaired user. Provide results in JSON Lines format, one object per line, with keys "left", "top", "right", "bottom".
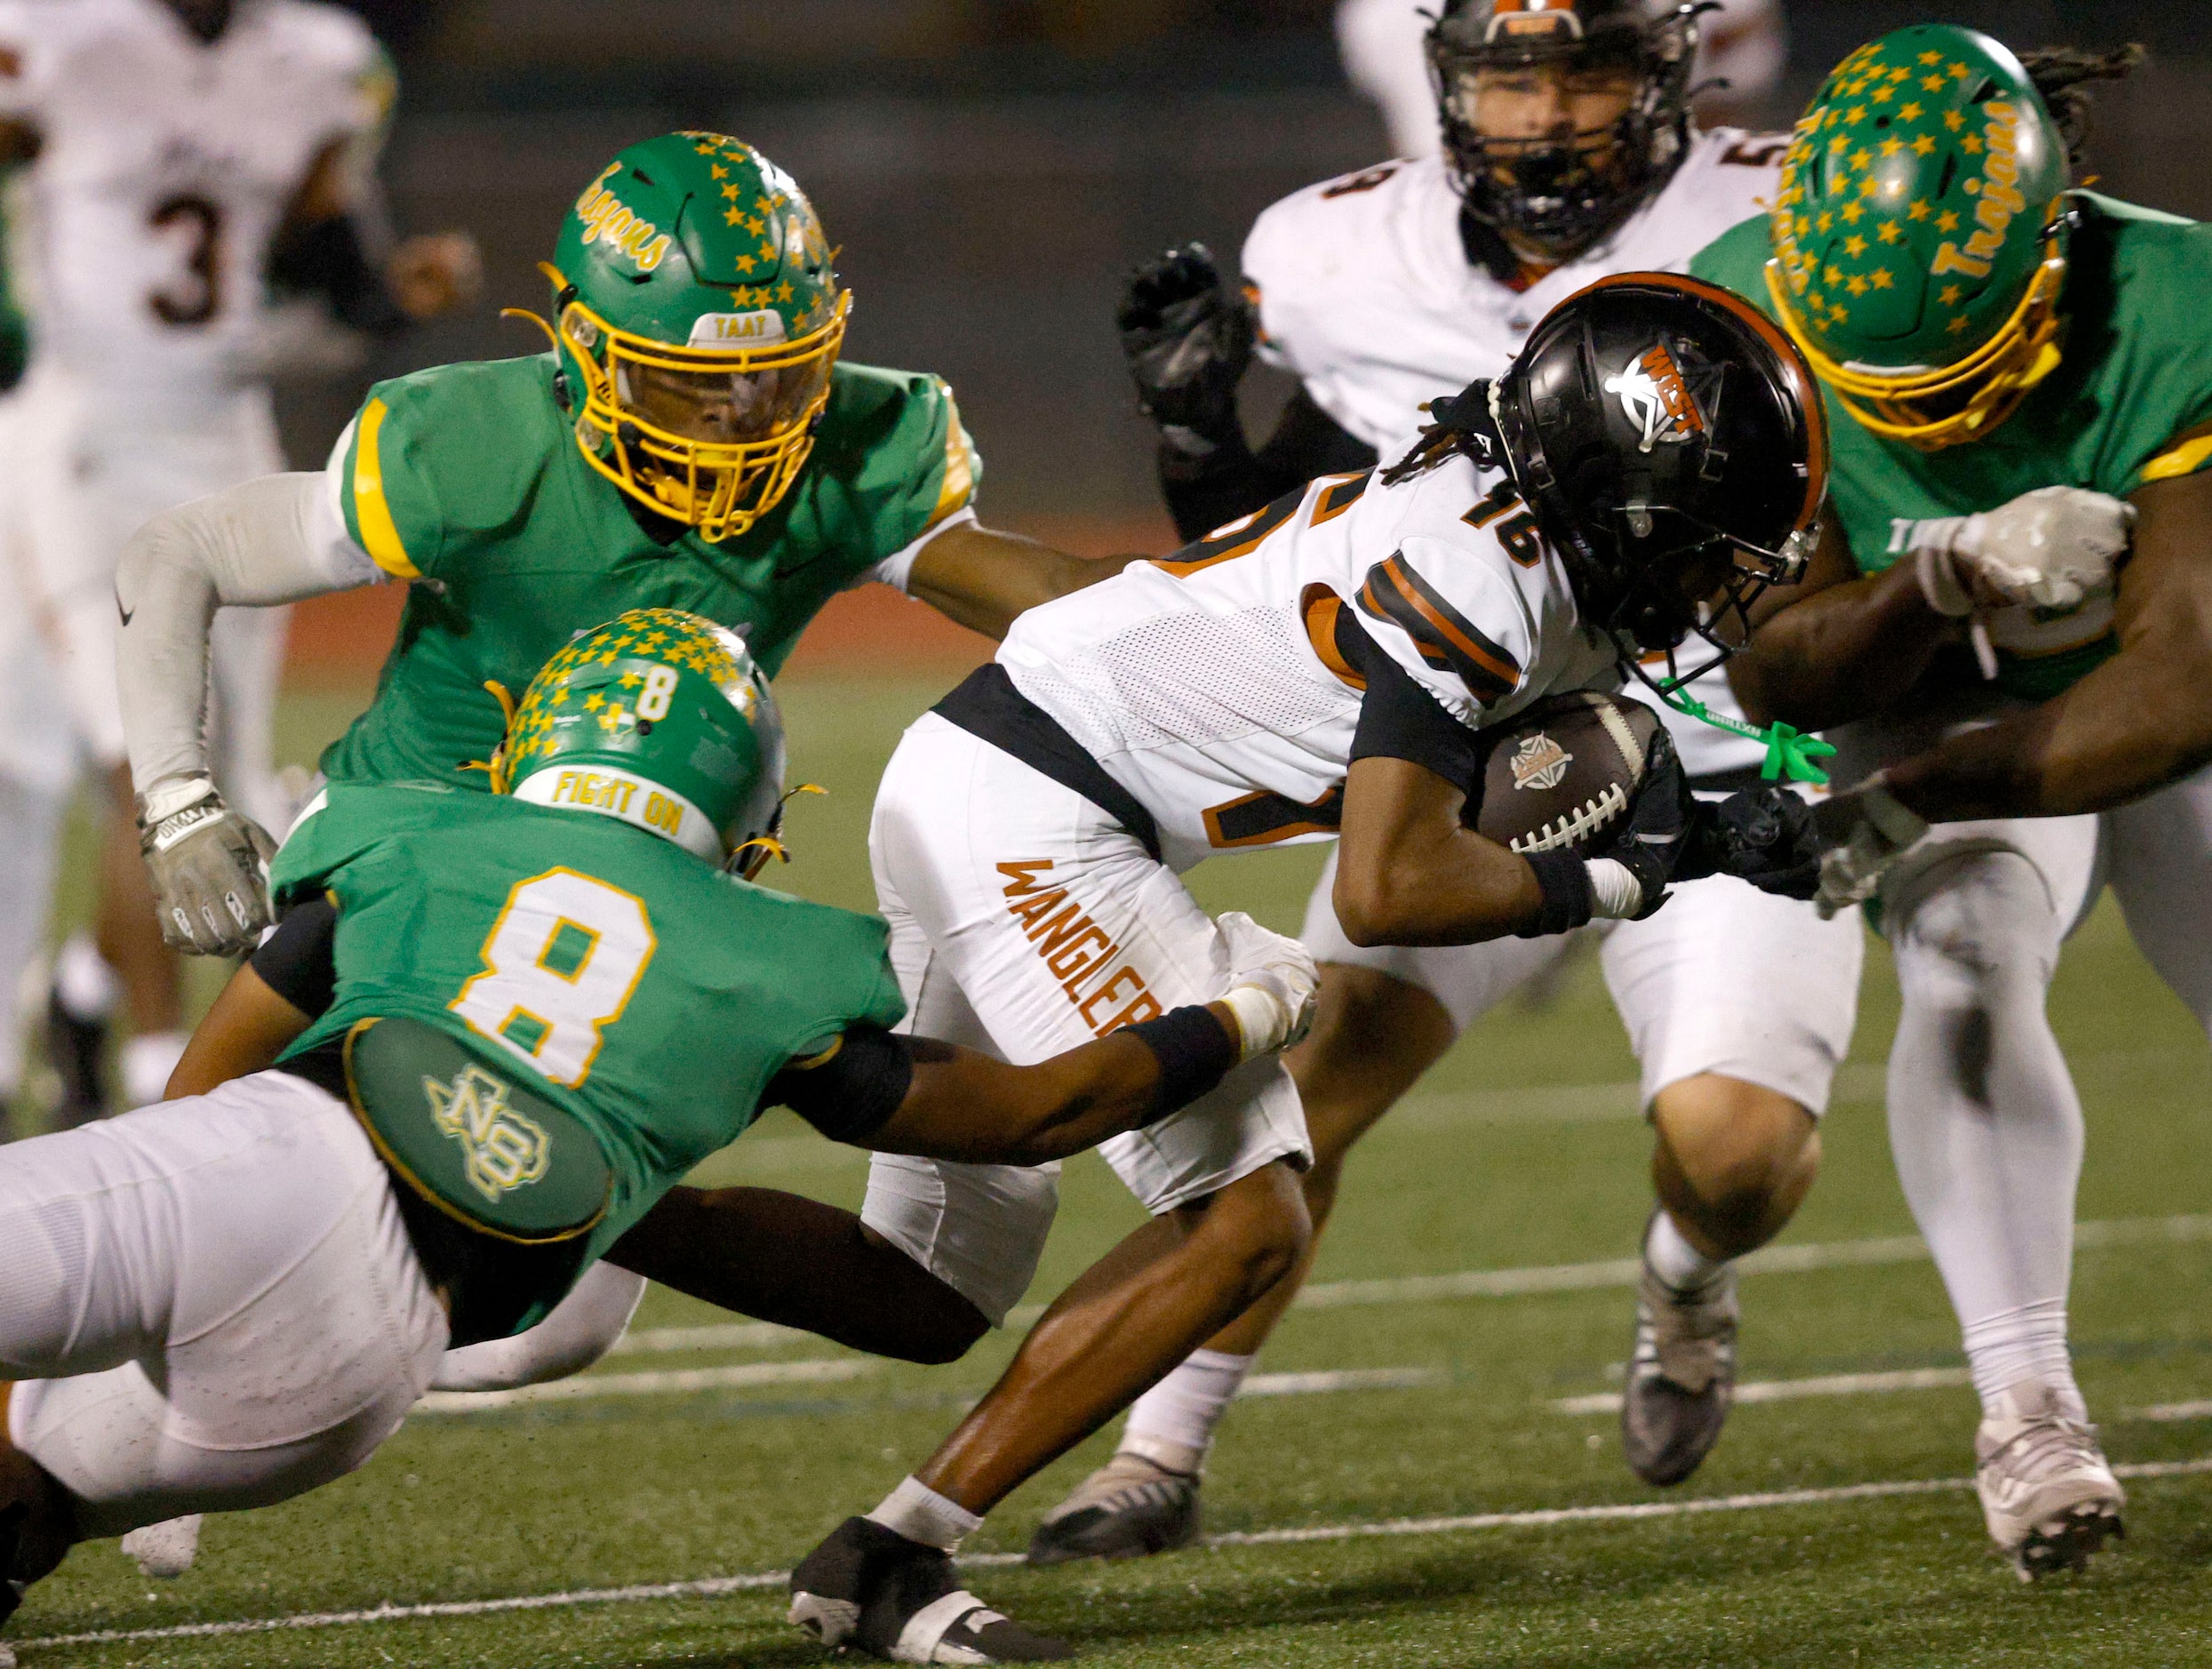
{"left": 1380, "top": 382, "right": 1500, "bottom": 488}
{"left": 2021, "top": 44, "right": 2145, "bottom": 168}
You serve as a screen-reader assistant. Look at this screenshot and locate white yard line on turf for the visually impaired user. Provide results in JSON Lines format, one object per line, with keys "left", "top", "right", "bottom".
{"left": 1242, "top": 1368, "right": 1444, "bottom": 1397}
{"left": 1553, "top": 1366, "right": 1974, "bottom": 1416}
{"left": 2128, "top": 1399, "right": 2212, "bottom": 1423}
{"left": 414, "top": 1359, "right": 875, "bottom": 1414}
{"left": 595, "top": 1210, "right": 2212, "bottom": 1354}
{"left": 21, "top": 1457, "right": 2212, "bottom": 1655}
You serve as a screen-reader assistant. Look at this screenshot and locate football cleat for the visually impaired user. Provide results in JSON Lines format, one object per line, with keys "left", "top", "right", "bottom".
{"left": 1621, "top": 1258, "right": 1738, "bottom": 1487}
{"left": 121, "top": 1514, "right": 202, "bottom": 1579}
{"left": 44, "top": 986, "right": 108, "bottom": 1130}
{"left": 1975, "top": 1380, "right": 2126, "bottom": 1581}
{"left": 1027, "top": 1452, "right": 1201, "bottom": 1566}
{"left": 789, "top": 1516, "right": 1069, "bottom": 1663}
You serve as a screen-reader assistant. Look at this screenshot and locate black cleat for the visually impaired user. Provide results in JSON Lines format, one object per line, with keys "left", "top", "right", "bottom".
{"left": 790, "top": 1516, "right": 1069, "bottom": 1663}
{"left": 1028, "top": 1453, "right": 1201, "bottom": 1565}
{"left": 44, "top": 988, "right": 108, "bottom": 1130}
{"left": 1621, "top": 1260, "right": 1738, "bottom": 1487}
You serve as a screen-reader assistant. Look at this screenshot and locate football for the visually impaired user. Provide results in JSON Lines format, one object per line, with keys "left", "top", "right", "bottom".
{"left": 1470, "top": 690, "right": 1662, "bottom": 857}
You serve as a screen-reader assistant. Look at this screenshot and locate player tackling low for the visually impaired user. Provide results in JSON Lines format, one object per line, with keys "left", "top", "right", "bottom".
{"left": 782, "top": 272, "right": 1828, "bottom": 1661}
{"left": 1702, "top": 27, "right": 2209, "bottom": 1577}
{"left": 0, "top": 610, "right": 1321, "bottom": 1662}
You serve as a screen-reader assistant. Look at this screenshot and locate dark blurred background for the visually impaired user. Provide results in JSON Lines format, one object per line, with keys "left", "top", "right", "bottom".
{"left": 301, "top": 0, "right": 2212, "bottom": 535}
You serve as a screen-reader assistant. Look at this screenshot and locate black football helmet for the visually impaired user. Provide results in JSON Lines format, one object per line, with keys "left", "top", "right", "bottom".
{"left": 1429, "top": 0, "right": 1705, "bottom": 260}
{"left": 1402, "top": 272, "right": 1826, "bottom": 692}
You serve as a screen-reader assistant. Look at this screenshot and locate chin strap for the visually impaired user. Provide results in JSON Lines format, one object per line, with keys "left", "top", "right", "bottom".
{"left": 1648, "top": 683, "right": 1837, "bottom": 787}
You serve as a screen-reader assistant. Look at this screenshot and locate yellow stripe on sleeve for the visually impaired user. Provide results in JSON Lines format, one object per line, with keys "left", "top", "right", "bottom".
{"left": 923, "top": 389, "right": 979, "bottom": 531}
{"left": 2142, "top": 419, "right": 2212, "bottom": 485}
{"left": 351, "top": 398, "right": 420, "bottom": 579}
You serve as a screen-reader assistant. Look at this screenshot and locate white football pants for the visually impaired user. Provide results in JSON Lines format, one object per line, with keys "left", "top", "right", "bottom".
{"left": 858, "top": 713, "right": 1313, "bottom": 1326}
{"left": 0, "top": 1072, "right": 448, "bottom": 1537}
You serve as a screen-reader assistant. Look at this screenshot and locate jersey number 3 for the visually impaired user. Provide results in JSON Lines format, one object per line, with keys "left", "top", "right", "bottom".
{"left": 148, "top": 194, "right": 224, "bottom": 326}
{"left": 451, "top": 868, "right": 659, "bottom": 1088}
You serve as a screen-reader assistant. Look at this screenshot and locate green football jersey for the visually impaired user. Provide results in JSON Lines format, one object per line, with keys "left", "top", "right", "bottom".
{"left": 1694, "top": 194, "right": 2212, "bottom": 700}
{"left": 319, "top": 353, "right": 980, "bottom": 786}
{"left": 270, "top": 782, "right": 906, "bottom": 1274}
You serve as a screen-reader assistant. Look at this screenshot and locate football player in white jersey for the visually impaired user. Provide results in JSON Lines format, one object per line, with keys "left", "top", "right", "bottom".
{"left": 1034, "top": 0, "right": 1855, "bottom": 1561}
{"left": 1338, "top": 0, "right": 1786, "bottom": 160}
{"left": 0, "top": 0, "right": 476, "bottom": 1130}
{"left": 783, "top": 274, "right": 1829, "bottom": 1663}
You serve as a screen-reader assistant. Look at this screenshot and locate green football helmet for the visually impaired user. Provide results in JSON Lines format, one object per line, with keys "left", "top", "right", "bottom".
{"left": 494, "top": 609, "right": 790, "bottom": 878}
{"left": 1766, "top": 26, "right": 2071, "bottom": 451}
{"left": 522, "top": 132, "right": 849, "bottom": 541}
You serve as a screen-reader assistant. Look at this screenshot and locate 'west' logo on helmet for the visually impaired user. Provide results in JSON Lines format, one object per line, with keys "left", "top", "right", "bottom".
{"left": 1487, "top": 0, "right": 1583, "bottom": 40}
{"left": 1603, "top": 344, "right": 1706, "bottom": 453}
{"left": 1930, "top": 102, "right": 2028, "bottom": 282}
{"left": 574, "top": 164, "right": 674, "bottom": 274}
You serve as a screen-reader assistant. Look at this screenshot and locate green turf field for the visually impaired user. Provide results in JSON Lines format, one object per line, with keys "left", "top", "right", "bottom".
{"left": 19, "top": 675, "right": 2212, "bottom": 1667}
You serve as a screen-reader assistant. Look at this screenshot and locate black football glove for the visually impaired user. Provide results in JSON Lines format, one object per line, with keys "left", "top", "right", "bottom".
{"left": 1116, "top": 242, "right": 1254, "bottom": 453}
{"left": 1594, "top": 727, "right": 1700, "bottom": 920}
{"left": 1681, "top": 783, "right": 1824, "bottom": 901}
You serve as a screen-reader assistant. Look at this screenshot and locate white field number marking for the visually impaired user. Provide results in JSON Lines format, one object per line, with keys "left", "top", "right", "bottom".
{"left": 451, "top": 867, "right": 658, "bottom": 1087}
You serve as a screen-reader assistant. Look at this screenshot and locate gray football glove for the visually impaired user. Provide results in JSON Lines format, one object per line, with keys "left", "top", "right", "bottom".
{"left": 138, "top": 776, "right": 279, "bottom": 955}
{"left": 1216, "top": 910, "right": 1319, "bottom": 1062}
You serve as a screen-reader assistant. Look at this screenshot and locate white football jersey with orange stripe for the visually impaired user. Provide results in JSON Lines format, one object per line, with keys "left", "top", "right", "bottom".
{"left": 999, "top": 452, "right": 1618, "bottom": 870}
{"left": 1240, "top": 129, "right": 1791, "bottom": 779}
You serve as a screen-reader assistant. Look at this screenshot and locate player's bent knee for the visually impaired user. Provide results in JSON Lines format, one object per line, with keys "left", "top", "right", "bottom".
{"left": 1193, "top": 1161, "right": 1313, "bottom": 1304}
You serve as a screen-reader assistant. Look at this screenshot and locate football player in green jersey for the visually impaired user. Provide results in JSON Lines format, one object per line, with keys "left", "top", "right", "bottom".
{"left": 0, "top": 611, "right": 1317, "bottom": 1657}
{"left": 110, "top": 131, "right": 1128, "bottom": 958}
{"left": 1691, "top": 28, "right": 2212, "bottom": 1577}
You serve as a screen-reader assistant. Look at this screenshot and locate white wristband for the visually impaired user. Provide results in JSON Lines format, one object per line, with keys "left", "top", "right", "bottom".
{"left": 1221, "top": 984, "right": 1290, "bottom": 1063}
{"left": 139, "top": 775, "right": 219, "bottom": 824}
{"left": 1587, "top": 857, "right": 1645, "bottom": 920}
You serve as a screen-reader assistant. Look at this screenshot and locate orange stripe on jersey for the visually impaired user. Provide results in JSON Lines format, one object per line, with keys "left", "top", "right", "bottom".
{"left": 1356, "top": 556, "right": 1521, "bottom": 704}
{"left": 1307, "top": 470, "right": 1372, "bottom": 530}
{"left": 1300, "top": 584, "right": 1366, "bottom": 691}
{"left": 1153, "top": 488, "right": 1303, "bottom": 576}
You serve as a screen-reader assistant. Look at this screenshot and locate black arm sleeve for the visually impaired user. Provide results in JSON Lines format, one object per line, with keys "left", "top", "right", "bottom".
{"left": 1341, "top": 611, "right": 1487, "bottom": 792}
{"left": 1159, "top": 387, "right": 1378, "bottom": 542}
{"left": 766, "top": 1026, "right": 915, "bottom": 1145}
{"left": 266, "top": 212, "right": 409, "bottom": 338}
{"left": 248, "top": 895, "right": 339, "bottom": 1018}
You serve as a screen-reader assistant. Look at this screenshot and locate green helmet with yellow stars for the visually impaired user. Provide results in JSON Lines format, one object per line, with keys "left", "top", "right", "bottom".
{"left": 523, "top": 133, "right": 849, "bottom": 541}
{"left": 492, "top": 609, "right": 791, "bottom": 879}
{"left": 1765, "top": 25, "right": 2072, "bottom": 451}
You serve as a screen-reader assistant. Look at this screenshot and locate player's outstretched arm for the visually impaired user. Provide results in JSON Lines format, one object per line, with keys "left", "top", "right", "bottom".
{"left": 163, "top": 895, "right": 335, "bottom": 1097}
{"left": 785, "top": 915, "right": 1314, "bottom": 1166}
{"left": 1880, "top": 470, "right": 2212, "bottom": 821}
{"left": 902, "top": 521, "right": 1137, "bottom": 642}
{"left": 116, "top": 475, "right": 367, "bottom": 954}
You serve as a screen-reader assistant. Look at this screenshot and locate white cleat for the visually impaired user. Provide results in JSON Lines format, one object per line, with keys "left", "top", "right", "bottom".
{"left": 1975, "top": 1380, "right": 2125, "bottom": 1580}
{"left": 120, "top": 1514, "right": 202, "bottom": 1579}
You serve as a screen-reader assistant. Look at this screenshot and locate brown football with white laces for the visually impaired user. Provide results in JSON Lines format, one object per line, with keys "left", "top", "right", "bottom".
{"left": 1471, "top": 691, "right": 1662, "bottom": 857}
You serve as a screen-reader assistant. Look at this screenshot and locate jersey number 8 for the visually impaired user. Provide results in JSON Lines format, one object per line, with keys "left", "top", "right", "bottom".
{"left": 451, "top": 868, "right": 659, "bottom": 1087}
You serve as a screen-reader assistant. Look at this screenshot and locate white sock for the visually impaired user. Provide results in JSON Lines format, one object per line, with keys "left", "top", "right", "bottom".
{"left": 1120, "top": 1348, "right": 1254, "bottom": 1476}
{"left": 1961, "top": 1298, "right": 2086, "bottom": 1422}
{"left": 1644, "top": 1210, "right": 1727, "bottom": 1294}
{"left": 866, "top": 1476, "right": 983, "bottom": 1553}
{"left": 1885, "top": 853, "right": 2084, "bottom": 1417}
{"left": 52, "top": 932, "right": 116, "bottom": 1023}
{"left": 121, "top": 1032, "right": 188, "bottom": 1107}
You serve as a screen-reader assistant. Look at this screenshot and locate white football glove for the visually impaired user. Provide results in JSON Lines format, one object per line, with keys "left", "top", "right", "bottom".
{"left": 1913, "top": 486, "right": 2136, "bottom": 616}
{"left": 137, "top": 776, "right": 279, "bottom": 955}
{"left": 1809, "top": 776, "right": 1929, "bottom": 919}
{"left": 1215, "top": 911, "right": 1319, "bottom": 1063}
